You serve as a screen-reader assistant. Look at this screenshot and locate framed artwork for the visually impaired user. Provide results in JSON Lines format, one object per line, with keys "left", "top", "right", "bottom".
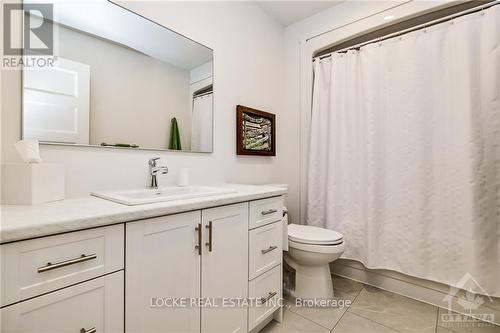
{"left": 236, "top": 105, "right": 276, "bottom": 156}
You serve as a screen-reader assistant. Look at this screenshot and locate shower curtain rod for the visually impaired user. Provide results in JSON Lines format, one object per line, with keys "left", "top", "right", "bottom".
{"left": 193, "top": 90, "right": 213, "bottom": 98}
{"left": 315, "top": 0, "right": 499, "bottom": 60}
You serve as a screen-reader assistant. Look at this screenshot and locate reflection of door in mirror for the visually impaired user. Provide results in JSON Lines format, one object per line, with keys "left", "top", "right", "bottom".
{"left": 23, "top": 58, "right": 90, "bottom": 144}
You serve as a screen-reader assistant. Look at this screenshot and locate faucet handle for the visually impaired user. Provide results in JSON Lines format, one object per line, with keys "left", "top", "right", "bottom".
{"left": 149, "top": 157, "right": 160, "bottom": 167}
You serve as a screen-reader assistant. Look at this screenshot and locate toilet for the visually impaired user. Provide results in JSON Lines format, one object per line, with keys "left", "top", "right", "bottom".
{"left": 265, "top": 184, "right": 345, "bottom": 299}
{"left": 284, "top": 224, "right": 345, "bottom": 299}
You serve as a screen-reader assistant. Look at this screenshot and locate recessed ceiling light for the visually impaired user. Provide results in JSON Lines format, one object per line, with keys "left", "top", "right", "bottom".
{"left": 384, "top": 15, "right": 395, "bottom": 21}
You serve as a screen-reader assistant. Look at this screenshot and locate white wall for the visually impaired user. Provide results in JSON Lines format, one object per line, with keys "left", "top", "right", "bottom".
{"left": 1, "top": 1, "right": 285, "bottom": 196}
{"left": 278, "top": 0, "right": 456, "bottom": 224}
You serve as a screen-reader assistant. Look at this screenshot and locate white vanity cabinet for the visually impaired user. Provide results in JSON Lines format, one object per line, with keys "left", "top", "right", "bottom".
{"left": 1, "top": 193, "right": 285, "bottom": 333}
{"left": 126, "top": 203, "right": 249, "bottom": 333}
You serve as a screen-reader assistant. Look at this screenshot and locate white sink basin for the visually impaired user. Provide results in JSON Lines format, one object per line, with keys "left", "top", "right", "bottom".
{"left": 91, "top": 186, "right": 236, "bottom": 205}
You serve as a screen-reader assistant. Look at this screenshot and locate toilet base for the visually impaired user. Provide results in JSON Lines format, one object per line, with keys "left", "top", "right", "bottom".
{"left": 295, "top": 263, "right": 334, "bottom": 299}
{"left": 284, "top": 253, "right": 334, "bottom": 300}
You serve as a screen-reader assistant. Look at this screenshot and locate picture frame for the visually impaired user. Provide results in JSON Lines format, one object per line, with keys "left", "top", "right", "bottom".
{"left": 236, "top": 105, "right": 276, "bottom": 156}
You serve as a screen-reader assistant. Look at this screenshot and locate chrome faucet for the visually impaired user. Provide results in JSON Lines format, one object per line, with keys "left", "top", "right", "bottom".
{"left": 148, "top": 157, "right": 168, "bottom": 189}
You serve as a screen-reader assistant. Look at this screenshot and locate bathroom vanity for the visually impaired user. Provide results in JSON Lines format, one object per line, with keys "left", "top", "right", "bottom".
{"left": 0, "top": 185, "right": 286, "bottom": 333}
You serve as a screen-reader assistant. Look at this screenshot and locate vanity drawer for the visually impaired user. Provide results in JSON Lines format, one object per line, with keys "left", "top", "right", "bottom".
{"left": 249, "top": 196, "right": 283, "bottom": 229}
{"left": 249, "top": 221, "right": 282, "bottom": 280}
{"left": 248, "top": 265, "right": 281, "bottom": 331}
{"left": 1, "top": 224, "right": 124, "bottom": 307}
{"left": 1, "top": 271, "right": 124, "bottom": 333}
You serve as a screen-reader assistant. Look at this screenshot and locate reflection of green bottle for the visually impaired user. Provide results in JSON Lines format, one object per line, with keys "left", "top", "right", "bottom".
{"left": 168, "top": 118, "right": 182, "bottom": 150}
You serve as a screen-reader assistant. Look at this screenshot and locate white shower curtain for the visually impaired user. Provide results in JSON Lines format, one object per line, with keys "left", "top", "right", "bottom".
{"left": 307, "top": 6, "right": 500, "bottom": 296}
{"left": 191, "top": 93, "right": 213, "bottom": 152}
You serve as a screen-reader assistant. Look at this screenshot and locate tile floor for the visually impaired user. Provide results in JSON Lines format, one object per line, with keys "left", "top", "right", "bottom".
{"left": 261, "top": 276, "right": 500, "bottom": 333}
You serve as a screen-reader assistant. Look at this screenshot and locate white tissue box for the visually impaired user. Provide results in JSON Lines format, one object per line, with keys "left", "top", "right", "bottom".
{"left": 1, "top": 163, "right": 65, "bottom": 205}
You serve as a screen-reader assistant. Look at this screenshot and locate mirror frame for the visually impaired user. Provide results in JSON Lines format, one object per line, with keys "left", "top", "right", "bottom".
{"left": 21, "top": 0, "right": 214, "bottom": 154}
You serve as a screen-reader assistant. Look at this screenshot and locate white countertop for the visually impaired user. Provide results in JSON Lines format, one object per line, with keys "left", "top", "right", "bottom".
{"left": 0, "top": 184, "right": 286, "bottom": 244}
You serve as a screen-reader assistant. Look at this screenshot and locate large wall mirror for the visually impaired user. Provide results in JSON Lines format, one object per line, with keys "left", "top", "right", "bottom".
{"left": 22, "top": 1, "right": 214, "bottom": 152}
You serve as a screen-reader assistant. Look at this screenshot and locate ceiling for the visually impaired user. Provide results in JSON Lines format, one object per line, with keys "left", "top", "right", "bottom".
{"left": 48, "top": 0, "right": 212, "bottom": 70}
{"left": 254, "top": 1, "right": 343, "bottom": 26}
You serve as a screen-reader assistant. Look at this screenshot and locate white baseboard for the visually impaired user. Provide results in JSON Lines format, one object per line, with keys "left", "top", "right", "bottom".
{"left": 332, "top": 259, "right": 500, "bottom": 326}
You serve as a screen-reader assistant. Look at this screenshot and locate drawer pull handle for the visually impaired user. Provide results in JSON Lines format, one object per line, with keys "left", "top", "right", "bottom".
{"left": 195, "top": 224, "right": 202, "bottom": 255}
{"left": 261, "top": 245, "right": 278, "bottom": 254}
{"left": 261, "top": 209, "right": 277, "bottom": 215}
{"left": 80, "top": 327, "right": 96, "bottom": 333}
{"left": 205, "top": 221, "right": 213, "bottom": 252}
{"left": 37, "top": 253, "right": 97, "bottom": 273}
{"left": 260, "top": 291, "right": 277, "bottom": 304}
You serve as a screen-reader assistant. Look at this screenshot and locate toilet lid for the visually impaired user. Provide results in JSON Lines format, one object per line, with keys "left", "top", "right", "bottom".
{"left": 288, "top": 224, "right": 343, "bottom": 245}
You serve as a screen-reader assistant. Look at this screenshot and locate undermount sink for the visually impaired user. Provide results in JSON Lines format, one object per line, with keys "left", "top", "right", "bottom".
{"left": 91, "top": 186, "right": 236, "bottom": 205}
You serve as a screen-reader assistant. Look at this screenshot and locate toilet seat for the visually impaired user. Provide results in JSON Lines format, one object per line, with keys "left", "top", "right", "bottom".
{"left": 288, "top": 224, "right": 343, "bottom": 246}
{"left": 288, "top": 239, "right": 345, "bottom": 254}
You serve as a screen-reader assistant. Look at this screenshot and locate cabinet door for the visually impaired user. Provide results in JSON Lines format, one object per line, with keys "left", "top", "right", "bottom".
{"left": 1, "top": 271, "right": 123, "bottom": 333}
{"left": 201, "top": 203, "right": 248, "bottom": 333}
{"left": 126, "top": 211, "right": 201, "bottom": 333}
